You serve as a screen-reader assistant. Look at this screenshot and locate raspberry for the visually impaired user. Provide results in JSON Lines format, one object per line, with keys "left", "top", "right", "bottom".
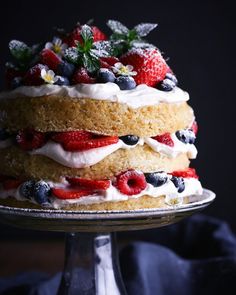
{"left": 115, "top": 170, "right": 147, "bottom": 195}
{"left": 152, "top": 133, "right": 174, "bottom": 147}
{"left": 3, "top": 179, "right": 23, "bottom": 190}
{"left": 66, "top": 177, "right": 110, "bottom": 190}
{"left": 191, "top": 121, "right": 198, "bottom": 135}
{"left": 63, "top": 136, "right": 119, "bottom": 151}
{"left": 16, "top": 129, "right": 47, "bottom": 151}
{"left": 23, "top": 64, "right": 47, "bottom": 86}
{"left": 52, "top": 187, "right": 94, "bottom": 199}
{"left": 40, "top": 49, "right": 62, "bottom": 71}
{"left": 51, "top": 131, "right": 93, "bottom": 144}
{"left": 171, "top": 168, "right": 199, "bottom": 179}
{"left": 120, "top": 48, "right": 168, "bottom": 87}
{"left": 72, "top": 68, "right": 96, "bottom": 84}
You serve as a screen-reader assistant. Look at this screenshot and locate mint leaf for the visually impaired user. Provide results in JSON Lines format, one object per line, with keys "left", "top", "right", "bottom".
{"left": 9, "top": 40, "right": 32, "bottom": 62}
{"left": 131, "top": 40, "right": 156, "bottom": 49}
{"left": 82, "top": 53, "right": 99, "bottom": 73}
{"left": 80, "top": 24, "right": 93, "bottom": 43}
{"left": 107, "top": 20, "right": 129, "bottom": 34}
{"left": 65, "top": 47, "right": 79, "bottom": 64}
{"left": 134, "top": 23, "right": 158, "bottom": 37}
{"left": 92, "top": 41, "right": 112, "bottom": 57}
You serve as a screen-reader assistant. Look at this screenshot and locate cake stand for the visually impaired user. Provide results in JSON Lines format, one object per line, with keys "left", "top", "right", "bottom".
{"left": 0, "top": 189, "right": 215, "bottom": 295}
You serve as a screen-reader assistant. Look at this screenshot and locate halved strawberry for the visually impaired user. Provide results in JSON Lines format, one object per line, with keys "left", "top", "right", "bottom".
{"left": 16, "top": 129, "right": 47, "bottom": 151}
{"left": 171, "top": 168, "right": 199, "bottom": 179}
{"left": 52, "top": 187, "right": 94, "bottom": 199}
{"left": 152, "top": 133, "right": 174, "bottom": 147}
{"left": 72, "top": 67, "right": 96, "bottom": 84}
{"left": 63, "top": 136, "right": 119, "bottom": 151}
{"left": 51, "top": 131, "right": 93, "bottom": 144}
{"left": 3, "top": 179, "right": 23, "bottom": 190}
{"left": 191, "top": 121, "right": 198, "bottom": 135}
{"left": 40, "top": 49, "right": 62, "bottom": 71}
{"left": 66, "top": 177, "right": 110, "bottom": 190}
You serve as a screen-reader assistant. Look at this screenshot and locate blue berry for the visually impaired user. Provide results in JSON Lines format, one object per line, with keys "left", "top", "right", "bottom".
{"left": 11, "top": 77, "right": 22, "bottom": 89}
{"left": 33, "top": 180, "right": 51, "bottom": 206}
{"left": 175, "top": 129, "right": 196, "bottom": 144}
{"left": 115, "top": 76, "right": 136, "bottom": 90}
{"left": 171, "top": 176, "right": 185, "bottom": 193}
{"left": 97, "top": 68, "right": 115, "bottom": 83}
{"left": 0, "top": 129, "right": 10, "bottom": 140}
{"left": 144, "top": 172, "right": 168, "bottom": 187}
{"left": 57, "top": 61, "right": 75, "bottom": 78}
{"left": 165, "top": 73, "right": 178, "bottom": 85}
{"left": 19, "top": 180, "right": 36, "bottom": 199}
{"left": 55, "top": 76, "right": 70, "bottom": 86}
{"left": 157, "top": 78, "right": 175, "bottom": 91}
{"left": 119, "top": 135, "right": 139, "bottom": 146}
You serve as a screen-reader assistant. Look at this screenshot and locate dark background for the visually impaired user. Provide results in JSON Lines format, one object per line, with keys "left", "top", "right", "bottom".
{"left": 0, "top": 0, "right": 235, "bottom": 236}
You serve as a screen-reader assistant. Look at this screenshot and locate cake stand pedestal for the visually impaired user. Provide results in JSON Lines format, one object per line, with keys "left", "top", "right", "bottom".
{"left": 0, "top": 189, "right": 215, "bottom": 295}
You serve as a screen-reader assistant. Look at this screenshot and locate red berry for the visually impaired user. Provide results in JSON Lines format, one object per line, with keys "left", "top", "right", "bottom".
{"left": 115, "top": 170, "right": 147, "bottom": 195}
{"left": 23, "top": 64, "right": 47, "bottom": 86}
{"left": 51, "top": 131, "right": 93, "bottom": 144}
{"left": 92, "top": 26, "right": 107, "bottom": 42}
{"left": 191, "top": 121, "right": 198, "bottom": 135}
{"left": 52, "top": 187, "right": 94, "bottom": 199}
{"left": 120, "top": 48, "right": 168, "bottom": 87}
{"left": 40, "top": 49, "right": 62, "bottom": 71}
{"left": 72, "top": 68, "right": 96, "bottom": 84}
{"left": 152, "top": 133, "right": 174, "bottom": 147}
{"left": 66, "top": 177, "right": 110, "bottom": 190}
{"left": 16, "top": 129, "right": 47, "bottom": 151}
{"left": 63, "top": 136, "right": 119, "bottom": 151}
{"left": 99, "top": 56, "right": 120, "bottom": 68}
{"left": 3, "top": 179, "right": 23, "bottom": 190}
{"left": 171, "top": 168, "right": 199, "bottom": 179}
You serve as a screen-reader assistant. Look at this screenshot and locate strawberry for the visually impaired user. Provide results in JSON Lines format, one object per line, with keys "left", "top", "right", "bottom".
{"left": 171, "top": 168, "right": 199, "bottom": 179}
{"left": 40, "top": 49, "right": 62, "bottom": 71}
{"left": 152, "top": 133, "right": 174, "bottom": 147}
{"left": 72, "top": 68, "right": 96, "bottom": 84}
{"left": 191, "top": 121, "right": 198, "bottom": 135}
{"left": 63, "top": 136, "right": 119, "bottom": 151}
{"left": 66, "top": 177, "right": 110, "bottom": 190}
{"left": 120, "top": 48, "right": 168, "bottom": 87}
{"left": 23, "top": 64, "right": 47, "bottom": 86}
{"left": 3, "top": 179, "right": 23, "bottom": 190}
{"left": 115, "top": 170, "right": 147, "bottom": 195}
{"left": 99, "top": 56, "right": 119, "bottom": 68}
{"left": 51, "top": 131, "right": 93, "bottom": 144}
{"left": 52, "top": 187, "right": 94, "bottom": 199}
{"left": 16, "top": 129, "right": 47, "bottom": 151}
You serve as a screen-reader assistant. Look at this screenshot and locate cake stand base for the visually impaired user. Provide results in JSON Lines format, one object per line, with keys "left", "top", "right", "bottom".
{"left": 0, "top": 189, "right": 215, "bottom": 295}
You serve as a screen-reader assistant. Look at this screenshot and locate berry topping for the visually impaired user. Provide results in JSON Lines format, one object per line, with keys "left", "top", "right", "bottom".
{"left": 2, "top": 179, "right": 23, "bottom": 190}
{"left": 51, "top": 131, "right": 92, "bottom": 144}
{"left": 33, "top": 180, "right": 51, "bottom": 206}
{"left": 175, "top": 129, "right": 196, "bottom": 144}
{"left": 120, "top": 48, "right": 168, "bottom": 86}
{"left": 115, "top": 170, "right": 147, "bottom": 195}
{"left": 0, "top": 128, "right": 10, "bottom": 140}
{"left": 40, "top": 48, "right": 62, "bottom": 71}
{"left": 57, "top": 61, "right": 75, "bottom": 78}
{"left": 63, "top": 136, "right": 119, "bottom": 151}
{"left": 19, "top": 180, "right": 36, "bottom": 199}
{"left": 191, "top": 121, "right": 198, "bottom": 135}
{"left": 55, "top": 76, "right": 70, "bottom": 86}
{"left": 115, "top": 76, "right": 136, "bottom": 90}
{"left": 16, "top": 129, "right": 47, "bottom": 151}
{"left": 157, "top": 78, "right": 175, "bottom": 92}
{"left": 97, "top": 68, "right": 116, "bottom": 83}
{"left": 99, "top": 56, "right": 119, "bottom": 68}
{"left": 66, "top": 177, "right": 110, "bottom": 190}
{"left": 152, "top": 133, "right": 174, "bottom": 147}
{"left": 52, "top": 187, "right": 94, "bottom": 199}
{"left": 72, "top": 67, "right": 96, "bottom": 84}
{"left": 23, "top": 64, "right": 47, "bottom": 86}
{"left": 144, "top": 172, "right": 168, "bottom": 187}
{"left": 119, "top": 135, "right": 139, "bottom": 146}
{"left": 171, "top": 168, "right": 199, "bottom": 179}
{"left": 165, "top": 72, "right": 178, "bottom": 85}
{"left": 171, "top": 176, "right": 185, "bottom": 193}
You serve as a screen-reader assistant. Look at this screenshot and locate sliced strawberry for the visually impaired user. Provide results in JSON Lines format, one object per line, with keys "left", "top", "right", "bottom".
{"left": 40, "top": 49, "right": 62, "bottom": 71}
{"left": 16, "top": 129, "right": 47, "bottom": 151}
{"left": 51, "top": 131, "right": 93, "bottom": 144}
{"left": 23, "top": 64, "right": 47, "bottom": 86}
{"left": 72, "top": 67, "right": 96, "bottom": 84}
{"left": 115, "top": 170, "right": 147, "bottom": 196}
{"left": 92, "top": 26, "right": 107, "bottom": 42}
{"left": 191, "top": 121, "right": 198, "bottom": 135}
{"left": 52, "top": 187, "right": 94, "bottom": 199}
{"left": 171, "top": 168, "right": 199, "bottom": 179}
{"left": 63, "top": 136, "right": 119, "bottom": 151}
{"left": 66, "top": 177, "right": 110, "bottom": 190}
{"left": 152, "top": 133, "right": 174, "bottom": 147}
{"left": 3, "top": 179, "right": 23, "bottom": 190}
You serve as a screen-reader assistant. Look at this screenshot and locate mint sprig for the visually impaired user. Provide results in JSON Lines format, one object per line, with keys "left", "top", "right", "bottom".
{"left": 9, "top": 40, "right": 33, "bottom": 63}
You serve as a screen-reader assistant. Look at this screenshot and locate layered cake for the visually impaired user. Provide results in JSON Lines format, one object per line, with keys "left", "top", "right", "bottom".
{"left": 0, "top": 20, "right": 203, "bottom": 210}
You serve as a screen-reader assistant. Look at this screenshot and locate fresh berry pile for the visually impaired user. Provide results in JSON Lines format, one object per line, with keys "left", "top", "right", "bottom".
{"left": 5, "top": 20, "right": 178, "bottom": 91}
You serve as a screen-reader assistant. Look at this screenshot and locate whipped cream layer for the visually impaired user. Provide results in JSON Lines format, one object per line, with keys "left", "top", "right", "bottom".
{"left": 0, "top": 177, "right": 203, "bottom": 209}
{"left": 0, "top": 83, "right": 189, "bottom": 108}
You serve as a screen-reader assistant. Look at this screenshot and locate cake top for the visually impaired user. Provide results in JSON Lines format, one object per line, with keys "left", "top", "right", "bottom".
{"left": 4, "top": 20, "right": 178, "bottom": 92}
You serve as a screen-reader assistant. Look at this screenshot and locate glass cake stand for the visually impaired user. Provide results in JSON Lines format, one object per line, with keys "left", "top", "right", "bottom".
{"left": 0, "top": 188, "right": 215, "bottom": 295}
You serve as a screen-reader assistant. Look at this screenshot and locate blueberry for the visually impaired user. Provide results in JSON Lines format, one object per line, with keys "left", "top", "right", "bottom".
{"left": 57, "top": 61, "right": 75, "bottom": 78}
{"left": 175, "top": 129, "right": 196, "bottom": 144}
{"left": 97, "top": 68, "right": 115, "bottom": 83}
{"left": 119, "top": 135, "right": 139, "bottom": 146}
{"left": 115, "top": 76, "right": 136, "bottom": 90}
{"left": 33, "top": 180, "right": 51, "bottom": 206}
{"left": 0, "top": 128, "right": 10, "bottom": 140}
{"left": 11, "top": 77, "right": 22, "bottom": 89}
{"left": 171, "top": 176, "right": 185, "bottom": 193}
{"left": 165, "top": 73, "right": 178, "bottom": 85}
{"left": 19, "top": 180, "right": 36, "bottom": 199}
{"left": 55, "top": 76, "right": 70, "bottom": 86}
{"left": 144, "top": 172, "right": 168, "bottom": 187}
{"left": 157, "top": 78, "right": 175, "bottom": 91}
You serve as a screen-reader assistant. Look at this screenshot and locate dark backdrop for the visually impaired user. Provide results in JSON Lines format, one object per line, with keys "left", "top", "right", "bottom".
{"left": 0, "top": 0, "right": 235, "bottom": 232}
